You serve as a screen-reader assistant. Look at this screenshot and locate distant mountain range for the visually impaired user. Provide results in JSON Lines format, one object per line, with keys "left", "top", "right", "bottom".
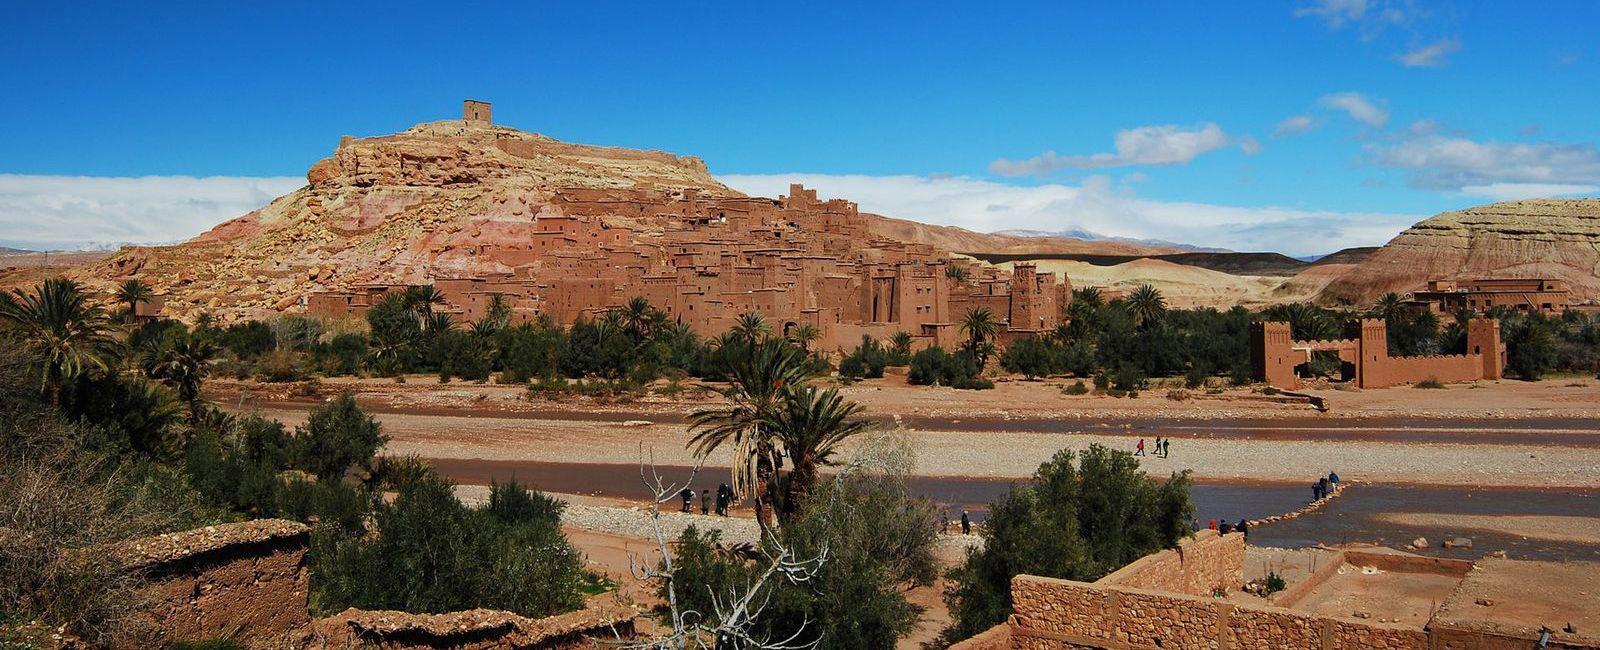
{"left": 995, "top": 229, "right": 1230, "bottom": 253}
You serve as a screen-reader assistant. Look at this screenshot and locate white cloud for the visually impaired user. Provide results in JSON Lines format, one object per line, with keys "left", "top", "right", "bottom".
{"left": 990, "top": 123, "right": 1236, "bottom": 176}
{"left": 1294, "top": 0, "right": 1372, "bottom": 29}
{"left": 1459, "top": 183, "right": 1600, "bottom": 201}
{"left": 1294, "top": 0, "right": 1410, "bottom": 33}
{"left": 1370, "top": 135, "right": 1600, "bottom": 191}
{"left": 1398, "top": 37, "right": 1461, "bottom": 67}
{"left": 1273, "top": 115, "right": 1318, "bottom": 138}
{"left": 720, "top": 173, "right": 1419, "bottom": 257}
{"left": 1317, "top": 92, "right": 1390, "bottom": 127}
{"left": 1238, "top": 136, "right": 1264, "bottom": 156}
{"left": 0, "top": 174, "right": 302, "bottom": 250}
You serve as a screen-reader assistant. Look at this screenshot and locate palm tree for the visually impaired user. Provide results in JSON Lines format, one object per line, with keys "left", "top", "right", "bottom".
{"left": 115, "top": 278, "right": 154, "bottom": 320}
{"left": 1126, "top": 284, "right": 1167, "bottom": 329}
{"left": 142, "top": 333, "right": 217, "bottom": 421}
{"left": 688, "top": 338, "right": 812, "bottom": 533}
{"left": 621, "top": 296, "right": 664, "bottom": 341}
{"left": 959, "top": 307, "right": 1000, "bottom": 367}
{"left": 730, "top": 311, "right": 771, "bottom": 343}
{"left": 1373, "top": 292, "right": 1407, "bottom": 321}
{"left": 785, "top": 323, "right": 821, "bottom": 354}
{"left": 765, "top": 385, "right": 873, "bottom": 523}
{"left": 0, "top": 278, "right": 121, "bottom": 401}
{"left": 404, "top": 285, "right": 447, "bottom": 321}
{"left": 482, "top": 293, "right": 511, "bottom": 331}
{"left": 945, "top": 264, "right": 969, "bottom": 285}
{"left": 888, "top": 331, "right": 914, "bottom": 363}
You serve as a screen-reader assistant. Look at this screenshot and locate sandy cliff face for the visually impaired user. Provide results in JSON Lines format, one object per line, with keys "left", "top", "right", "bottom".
{"left": 76, "top": 121, "right": 739, "bottom": 320}
{"left": 1318, "top": 199, "right": 1600, "bottom": 306}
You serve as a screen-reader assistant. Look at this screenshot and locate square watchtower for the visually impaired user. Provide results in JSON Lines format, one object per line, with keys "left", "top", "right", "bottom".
{"left": 463, "top": 100, "right": 492, "bottom": 124}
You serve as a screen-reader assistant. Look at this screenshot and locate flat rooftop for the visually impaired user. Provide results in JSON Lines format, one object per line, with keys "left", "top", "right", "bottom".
{"left": 1432, "top": 557, "right": 1600, "bottom": 643}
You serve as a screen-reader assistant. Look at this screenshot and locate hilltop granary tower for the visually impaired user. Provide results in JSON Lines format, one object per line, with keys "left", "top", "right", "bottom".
{"left": 463, "top": 99, "right": 492, "bottom": 124}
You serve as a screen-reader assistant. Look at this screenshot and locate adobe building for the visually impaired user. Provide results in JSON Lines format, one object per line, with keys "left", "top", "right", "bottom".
{"left": 307, "top": 177, "right": 1070, "bottom": 352}
{"left": 1250, "top": 318, "right": 1503, "bottom": 389}
{"left": 952, "top": 530, "right": 1600, "bottom": 649}
{"left": 1408, "top": 278, "right": 1569, "bottom": 315}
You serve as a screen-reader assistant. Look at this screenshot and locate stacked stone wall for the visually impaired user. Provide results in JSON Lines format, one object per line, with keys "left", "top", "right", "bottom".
{"left": 311, "top": 603, "right": 637, "bottom": 649}
{"left": 1099, "top": 530, "right": 1244, "bottom": 596}
{"left": 1006, "top": 575, "right": 1430, "bottom": 650}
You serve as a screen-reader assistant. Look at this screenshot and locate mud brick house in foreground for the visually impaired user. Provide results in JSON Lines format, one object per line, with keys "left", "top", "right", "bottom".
{"left": 953, "top": 530, "right": 1600, "bottom": 650}
{"left": 1251, "top": 318, "right": 1504, "bottom": 389}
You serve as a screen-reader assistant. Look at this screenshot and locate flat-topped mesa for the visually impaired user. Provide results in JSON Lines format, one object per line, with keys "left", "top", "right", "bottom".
{"left": 1318, "top": 198, "right": 1600, "bottom": 306}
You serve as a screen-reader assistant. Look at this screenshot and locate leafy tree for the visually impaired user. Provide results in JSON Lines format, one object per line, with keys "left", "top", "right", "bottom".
{"left": 0, "top": 278, "right": 121, "bottom": 401}
{"left": 669, "top": 451, "right": 938, "bottom": 649}
{"left": 839, "top": 336, "right": 888, "bottom": 379}
{"left": 366, "top": 294, "right": 420, "bottom": 373}
{"left": 1000, "top": 336, "right": 1057, "bottom": 379}
{"left": 1505, "top": 314, "right": 1558, "bottom": 380}
{"left": 941, "top": 445, "right": 1193, "bottom": 640}
{"left": 293, "top": 394, "right": 389, "bottom": 481}
{"left": 218, "top": 320, "right": 276, "bottom": 360}
{"left": 496, "top": 323, "right": 560, "bottom": 383}
{"left": 908, "top": 346, "right": 989, "bottom": 389}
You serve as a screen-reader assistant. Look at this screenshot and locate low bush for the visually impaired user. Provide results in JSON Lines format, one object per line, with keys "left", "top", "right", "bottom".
{"left": 1413, "top": 377, "right": 1445, "bottom": 389}
{"left": 254, "top": 349, "right": 305, "bottom": 383}
{"left": 1061, "top": 381, "right": 1089, "bottom": 396}
{"left": 908, "top": 346, "right": 986, "bottom": 389}
{"left": 310, "top": 473, "right": 584, "bottom": 618}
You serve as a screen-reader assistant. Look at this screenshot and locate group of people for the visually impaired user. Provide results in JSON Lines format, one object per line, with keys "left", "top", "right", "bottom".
{"left": 940, "top": 509, "right": 973, "bottom": 535}
{"left": 1200, "top": 517, "right": 1250, "bottom": 540}
{"left": 678, "top": 483, "right": 737, "bottom": 516}
{"left": 1134, "top": 436, "right": 1172, "bottom": 458}
{"left": 1312, "top": 471, "right": 1341, "bottom": 500}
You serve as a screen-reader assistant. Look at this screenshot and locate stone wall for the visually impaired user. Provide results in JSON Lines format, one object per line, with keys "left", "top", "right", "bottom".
{"left": 118, "top": 519, "right": 312, "bottom": 648}
{"left": 1099, "top": 530, "right": 1244, "bottom": 597}
{"left": 311, "top": 603, "right": 637, "bottom": 649}
{"left": 1006, "top": 575, "right": 1429, "bottom": 650}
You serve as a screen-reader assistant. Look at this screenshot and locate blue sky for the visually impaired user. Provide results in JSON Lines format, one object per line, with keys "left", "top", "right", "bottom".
{"left": 2, "top": 1, "right": 1597, "bottom": 255}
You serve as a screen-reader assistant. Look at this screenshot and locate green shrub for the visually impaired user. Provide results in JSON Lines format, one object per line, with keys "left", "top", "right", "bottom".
{"left": 1061, "top": 381, "right": 1089, "bottom": 396}
{"left": 310, "top": 471, "right": 583, "bottom": 618}
{"left": 941, "top": 445, "right": 1193, "bottom": 641}
{"left": 908, "top": 346, "right": 982, "bottom": 387}
{"left": 839, "top": 336, "right": 888, "bottom": 379}
{"left": 1000, "top": 336, "right": 1056, "bottom": 379}
{"left": 254, "top": 349, "right": 305, "bottom": 383}
{"left": 292, "top": 394, "right": 388, "bottom": 481}
{"left": 1265, "top": 570, "right": 1287, "bottom": 595}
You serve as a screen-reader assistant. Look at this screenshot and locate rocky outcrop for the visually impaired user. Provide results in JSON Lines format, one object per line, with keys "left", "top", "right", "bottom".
{"left": 73, "top": 118, "right": 738, "bottom": 321}
{"left": 1318, "top": 198, "right": 1600, "bottom": 306}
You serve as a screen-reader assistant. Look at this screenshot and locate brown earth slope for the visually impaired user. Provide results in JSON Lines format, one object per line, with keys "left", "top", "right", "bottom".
{"left": 1318, "top": 198, "right": 1600, "bottom": 306}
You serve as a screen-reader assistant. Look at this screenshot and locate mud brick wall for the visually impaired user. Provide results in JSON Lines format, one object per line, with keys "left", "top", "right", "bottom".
{"left": 119, "top": 519, "right": 311, "bottom": 648}
{"left": 1099, "top": 530, "right": 1245, "bottom": 597}
{"left": 311, "top": 603, "right": 638, "bottom": 649}
{"left": 948, "top": 621, "right": 1015, "bottom": 650}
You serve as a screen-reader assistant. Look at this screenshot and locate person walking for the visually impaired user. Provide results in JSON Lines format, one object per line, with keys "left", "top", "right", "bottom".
{"left": 1162, "top": 438, "right": 1170, "bottom": 457}
{"left": 1312, "top": 480, "right": 1323, "bottom": 501}
{"left": 1328, "top": 471, "right": 1340, "bottom": 487}
{"left": 1154, "top": 436, "right": 1163, "bottom": 457}
{"left": 1136, "top": 438, "right": 1146, "bottom": 456}
{"left": 700, "top": 489, "right": 711, "bottom": 515}
{"left": 960, "top": 510, "right": 972, "bottom": 535}
{"left": 679, "top": 487, "right": 694, "bottom": 513}
{"left": 715, "top": 483, "right": 729, "bottom": 516}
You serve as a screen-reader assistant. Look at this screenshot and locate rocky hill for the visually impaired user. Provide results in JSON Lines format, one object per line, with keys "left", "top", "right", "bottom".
{"left": 1317, "top": 199, "right": 1600, "bottom": 306}
{"left": 74, "top": 112, "right": 1144, "bottom": 321}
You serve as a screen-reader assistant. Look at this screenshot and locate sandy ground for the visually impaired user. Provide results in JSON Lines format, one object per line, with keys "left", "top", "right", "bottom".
{"left": 1372, "top": 513, "right": 1600, "bottom": 545}
{"left": 247, "top": 404, "right": 1600, "bottom": 488}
